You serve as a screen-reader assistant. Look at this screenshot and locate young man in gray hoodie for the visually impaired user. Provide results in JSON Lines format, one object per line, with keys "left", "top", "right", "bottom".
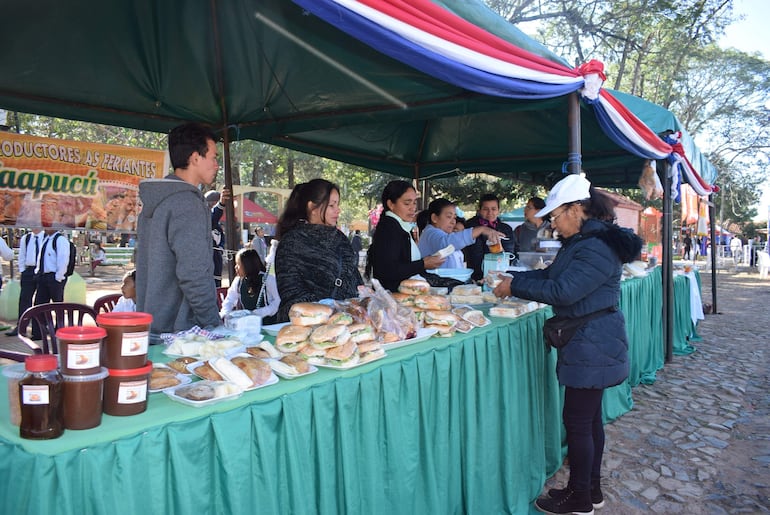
{"left": 135, "top": 123, "right": 223, "bottom": 334}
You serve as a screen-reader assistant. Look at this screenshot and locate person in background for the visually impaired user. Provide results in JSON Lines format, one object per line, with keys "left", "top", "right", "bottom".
{"left": 205, "top": 188, "right": 231, "bottom": 287}
{"left": 493, "top": 174, "right": 642, "bottom": 515}
{"left": 219, "top": 248, "right": 279, "bottom": 324}
{"left": 0, "top": 234, "right": 15, "bottom": 291}
{"left": 252, "top": 226, "right": 269, "bottom": 263}
{"left": 113, "top": 270, "right": 137, "bottom": 312}
{"left": 34, "top": 229, "right": 71, "bottom": 308}
{"left": 90, "top": 242, "right": 107, "bottom": 273}
{"left": 682, "top": 231, "right": 693, "bottom": 260}
{"left": 453, "top": 216, "right": 466, "bottom": 233}
{"left": 274, "top": 179, "right": 362, "bottom": 322}
{"left": 418, "top": 198, "right": 505, "bottom": 270}
{"left": 6, "top": 228, "right": 44, "bottom": 337}
{"left": 365, "top": 180, "right": 445, "bottom": 292}
{"left": 415, "top": 209, "right": 430, "bottom": 239}
{"left": 513, "top": 197, "right": 550, "bottom": 253}
{"left": 350, "top": 229, "right": 363, "bottom": 254}
{"left": 136, "top": 122, "right": 222, "bottom": 334}
{"left": 465, "top": 193, "right": 515, "bottom": 281}
{"left": 730, "top": 236, "right": 743, "bottom": 265}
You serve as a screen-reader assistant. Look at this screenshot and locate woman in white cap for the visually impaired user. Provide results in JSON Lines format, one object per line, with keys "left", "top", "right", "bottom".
{"left": 494, "top": 173, "right": 642, "bottom": 515}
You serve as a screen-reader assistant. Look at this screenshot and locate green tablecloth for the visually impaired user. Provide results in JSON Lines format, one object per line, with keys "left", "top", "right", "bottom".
{"left": 0, "top": 268, "right": 689, "bottom": 514}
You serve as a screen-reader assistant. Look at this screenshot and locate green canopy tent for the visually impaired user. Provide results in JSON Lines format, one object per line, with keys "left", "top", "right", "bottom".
{"left": 0, "top": 0, "right": 714, "bottom": 186}
{"left": 2, "top": 0, "right": 715, "bottom": 360}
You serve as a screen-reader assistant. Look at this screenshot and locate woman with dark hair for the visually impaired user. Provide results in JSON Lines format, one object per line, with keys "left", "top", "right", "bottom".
{"left": 418, "top": 198, "right": 505, "bottom": 269}
{"left": 493, "top": 174, "right": 642, "bottom": 515}
{"left": 219, "top": 248, "right": 279, "bottom": 323}
{"left": 274, "top": 178, "right": 362, "bottom": 322}
{"left": 366, "top": 180, "right": 447, "bottom": 291}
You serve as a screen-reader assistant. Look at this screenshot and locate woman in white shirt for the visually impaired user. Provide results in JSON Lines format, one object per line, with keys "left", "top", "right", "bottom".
{"left": 220, "top": 248, "right": 280, "bottom": 324}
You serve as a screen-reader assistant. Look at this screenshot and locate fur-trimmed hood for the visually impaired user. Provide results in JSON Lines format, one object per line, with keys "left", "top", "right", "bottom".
{"left": 581, "top": 219, "right": 643, "bottom": 264}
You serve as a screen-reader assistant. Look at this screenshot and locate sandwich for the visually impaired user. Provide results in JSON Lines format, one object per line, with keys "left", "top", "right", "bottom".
{"left": 347, "top": 323, "right": 376, "bottom": 344}
{"left": 288, "top": 302, "right": 334, "bottom": 326}
{"left": 324, "top": 341, "right": 360, "bottom": 367}
{"left": 390, "top": 292, "right": 415, "bottom": 306}
{"left": 270, "top": 354, "right": 311, "bottom": 376}
{"left": 327, "top": 311, "right": 354, "bottom": 326}
{"left": 451, "top": 284, "right": 482, "bottom": 296}
{"left": 398, "top": 278, "right": 430, "bottom": 296}
{"left": 297, "top": 344, "right": 327, "bottom": 366}
{"left": 310, "top": 324, "right": 352, "bottom": 350}
{"left": 414, "top": 294, "right": 452, "bottom": 311}
{"left": 357, "top": 341, "right": 385, "bottom": 363}
{"left": 275, "top": 324, "right": 313, "bottom": 353}
{"left": 423, "top": 310, "right": 459, "bottom": 337}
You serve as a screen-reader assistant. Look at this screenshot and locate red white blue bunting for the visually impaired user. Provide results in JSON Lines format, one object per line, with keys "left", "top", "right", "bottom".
{"left": 293, "top": 0, "right": 714, "bottom": 192}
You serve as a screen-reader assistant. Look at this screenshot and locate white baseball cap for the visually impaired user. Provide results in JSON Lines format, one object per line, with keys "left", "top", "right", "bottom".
{"left": 536, "top": 174, "right": 592, "bottom": 218}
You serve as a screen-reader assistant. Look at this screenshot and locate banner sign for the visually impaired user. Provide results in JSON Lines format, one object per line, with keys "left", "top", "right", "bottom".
{"left": 0, "top": 132, "right": 168, "bottom": 231}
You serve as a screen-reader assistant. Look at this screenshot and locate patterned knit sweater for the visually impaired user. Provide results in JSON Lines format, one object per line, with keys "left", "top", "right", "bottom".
{"left": 274, "top": 222, "right": 363, "bottom": 322}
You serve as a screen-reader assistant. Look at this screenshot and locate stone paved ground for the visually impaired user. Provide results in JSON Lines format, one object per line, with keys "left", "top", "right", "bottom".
{"left": 543, "top": 270, "right": 770, "bottom": 513}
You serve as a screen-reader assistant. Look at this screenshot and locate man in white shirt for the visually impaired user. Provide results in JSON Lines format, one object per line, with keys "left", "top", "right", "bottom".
{"left": 34, "top": 229, "right": 70, "bottom": 311}
{"left": 6, "top": 228, "right": 44, "bottom": 337}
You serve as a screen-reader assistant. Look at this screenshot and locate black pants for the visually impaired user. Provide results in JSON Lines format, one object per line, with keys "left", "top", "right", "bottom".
{"left": 563, "top": 387, "right": 605, "bottom": 492}
{"left": 18, "top": 268, "right": 40, "bottom": 338}
{"left": 34, "top": 273, "right": 66, "bottom": 305}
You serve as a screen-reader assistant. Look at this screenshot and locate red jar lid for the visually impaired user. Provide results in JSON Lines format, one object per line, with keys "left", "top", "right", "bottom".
{"left": 56, "top": 326, "right": 107, "bottom": 340}
{"left": 25, "top": 354, "right": 58, "bottom": 372}
{"left": 107, "top": 361, "right": 153, "bottom": 376}
{"left": 97, "top": 311, "right": 153, "bottom": 327}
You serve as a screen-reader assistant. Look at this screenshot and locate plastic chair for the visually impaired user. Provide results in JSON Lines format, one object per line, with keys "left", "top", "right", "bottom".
{"left": 216, "top": 287, "right": 228, "bottom": 310}
{"left": 13, "top": 302, "right": 98, "bottom": 358}
{"left": 758, "top": 251, "right": 770, "bottom": 279}
{"left": 93, "top": 293, "right": 122, "bottom": 314}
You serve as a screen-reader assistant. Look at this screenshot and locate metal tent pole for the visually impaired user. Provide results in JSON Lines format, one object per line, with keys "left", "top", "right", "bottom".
{"left": 662, "top": 161, "right": 674, "bottom": 363}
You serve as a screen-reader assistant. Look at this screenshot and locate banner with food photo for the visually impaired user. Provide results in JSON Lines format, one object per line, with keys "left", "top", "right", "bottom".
{"left": 0, "top": 132, "right": 168, "bottom": 231}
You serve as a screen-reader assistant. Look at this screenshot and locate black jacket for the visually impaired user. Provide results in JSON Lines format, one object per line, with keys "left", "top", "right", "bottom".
{"left": 368, "top": 215, "right": 425, "bottom": 292}
{"left": 275, "top": 223, "right": 363, "bottom": 322}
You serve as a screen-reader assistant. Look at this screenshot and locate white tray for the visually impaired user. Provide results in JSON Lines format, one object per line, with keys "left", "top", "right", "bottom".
{"left": 315, "top": 351, "right": 387, "bottom": 370}
{"left": 149, "top": 365, "right": 192, "bottom": 393}
{"left": 267, "top": 360, "right": 319, "bottom": 380}
{"left": 262, "top": 322, "right": 290, "bottom": 336}
{"left": 164, "top": 381, "right": 243, "bottom": 407}
{"left": 381, "top": 327, "right": 438, "bottom": 350}
{"left": 187, "top": 359, "right": 279, "bottom": 391}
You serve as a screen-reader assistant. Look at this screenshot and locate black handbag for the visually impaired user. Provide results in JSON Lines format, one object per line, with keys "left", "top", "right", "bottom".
{"left": 543, "top": 307, "right": 617, "bottom": 349}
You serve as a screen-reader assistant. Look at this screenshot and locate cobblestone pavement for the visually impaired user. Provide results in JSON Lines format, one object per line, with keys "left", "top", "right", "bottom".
{"left": 543, "top": 270, "right": 770, "bottom": 514}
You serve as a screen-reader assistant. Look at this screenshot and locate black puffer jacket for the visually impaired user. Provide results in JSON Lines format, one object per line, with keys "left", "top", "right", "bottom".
{"left": 275, "top": 223, "right": 363, "bottom": 322}
{"left": 508, "top": 219, "right": 642, "bottom": 389}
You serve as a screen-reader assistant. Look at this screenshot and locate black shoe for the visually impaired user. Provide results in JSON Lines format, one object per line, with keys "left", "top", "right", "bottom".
{"left": 548, "top": 484, "right": 604, "bottom": 509}
{"left": 536, "top": 488, "right": 594, "bottom": 515}
{"left": 5, "top": 327, "right": 18, "bottom": 336}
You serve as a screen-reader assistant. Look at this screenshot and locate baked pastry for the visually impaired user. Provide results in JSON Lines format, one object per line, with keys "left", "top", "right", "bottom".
{"left": 230, "top": 356, "right": 273, "bottom": 386}
{"left": 175, "top": 383, "right": 215, "bottom": 401}
{"left": 150, "top": 374, "right": 181, "bottom": 390}
{"left": 245, "top": 347, "right": 271, "bottom": 359}
{"left": 166, "top": 357, "right": 197, "bottom": 374}
{"left": 194, "top": 362, "right": 224, "bottom": 381}
{"left": 280, "top": 354, "right": 310, "bottom": 374}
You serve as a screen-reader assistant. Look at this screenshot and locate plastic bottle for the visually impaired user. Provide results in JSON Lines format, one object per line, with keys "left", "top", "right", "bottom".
{"left": 19, "top": 354, "right": 64, "bottom": 439}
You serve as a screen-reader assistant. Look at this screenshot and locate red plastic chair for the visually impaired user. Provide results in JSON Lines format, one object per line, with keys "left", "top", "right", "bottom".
{"left": 216, "top": 287, "right": 228, "bottom": 310}
{"left": 93, "top": 293, "right": 122, "bottom": 314}
{"left": 12, "top": 303, "right": 98, "bottom": 358}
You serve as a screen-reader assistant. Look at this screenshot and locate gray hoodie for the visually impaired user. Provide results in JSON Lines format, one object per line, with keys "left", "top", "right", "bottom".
{"left": 136, "top": 176, "right": 221, "bottom": 333}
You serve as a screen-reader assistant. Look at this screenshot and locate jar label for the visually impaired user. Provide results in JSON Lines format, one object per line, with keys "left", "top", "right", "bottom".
{"left": 121, "top": 331, "right": 149, "bottom": 357}
{"left": 117, "top": 379, "right": 147, "bottom": 404}
{"left": 66, "top": 342, "right": 101, "bottom": 369}
{"left": 21, "top": 384, "right": 50, "bottom": 405}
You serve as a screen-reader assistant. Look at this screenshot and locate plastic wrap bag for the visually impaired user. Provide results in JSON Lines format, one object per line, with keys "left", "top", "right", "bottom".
{"left": 361, "top": 279, "right": 418, "bottom": 341}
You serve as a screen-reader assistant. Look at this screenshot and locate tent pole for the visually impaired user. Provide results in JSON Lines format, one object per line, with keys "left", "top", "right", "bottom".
{"left": 708, "top": 193, "right": 717, "bottom": 314}
{"left": 567, "top": 92, "right": 581, "bottom": 173}
{"left": 222, "top": 131, "right": 237, "bottom": 283}
{"left": 661, "top": 160, "right": 674, "bottom": 363}
{"left": 210, "top": 0, "right": 236, "bottom": 283}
